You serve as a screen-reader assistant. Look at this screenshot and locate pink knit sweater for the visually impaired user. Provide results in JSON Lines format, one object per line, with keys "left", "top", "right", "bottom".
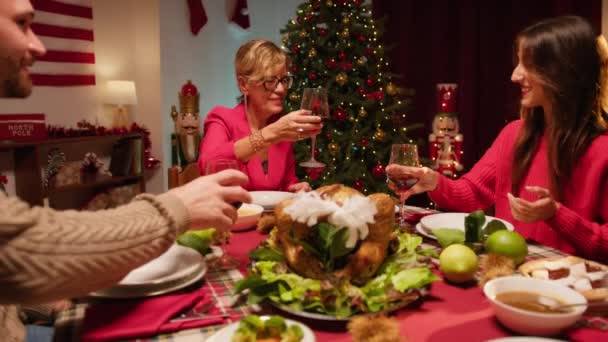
{"left": 429, "top": 120, "right": 608, "bottom": 262}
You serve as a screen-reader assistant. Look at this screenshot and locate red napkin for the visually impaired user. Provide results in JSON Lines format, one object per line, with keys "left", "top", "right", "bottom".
{"left": 80, "top": 290, "right": 225, "bottom": 341}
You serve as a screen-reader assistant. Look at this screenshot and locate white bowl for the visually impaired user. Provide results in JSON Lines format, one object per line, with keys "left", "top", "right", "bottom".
{"left": 250, "top": 191, "right": 294, "bottom": 209}
{"left": 420, "top": 212, "right": 514, "bottom": 233}
{"left": 232, "top": 203, "right": 263, "bottom": 231}
{"left": 483, "top": 276, "right": 587, "bottom": 336}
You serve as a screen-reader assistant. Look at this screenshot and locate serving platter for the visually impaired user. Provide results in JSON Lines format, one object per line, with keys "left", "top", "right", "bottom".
{"left": 206, "top": 315, "right": 316, "bottom": 342}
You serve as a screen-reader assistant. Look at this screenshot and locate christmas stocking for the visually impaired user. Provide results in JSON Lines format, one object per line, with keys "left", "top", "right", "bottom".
{"left": 231, "top": 0, "right": 250, "bottom": 29}
{"left": 187, "top": 0, "right": 207, "bottom": 35}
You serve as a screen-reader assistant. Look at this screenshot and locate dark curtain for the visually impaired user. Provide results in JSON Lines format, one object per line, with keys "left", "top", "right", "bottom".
{"left": 373, "top": 0, "right": 601, "bottom": 169}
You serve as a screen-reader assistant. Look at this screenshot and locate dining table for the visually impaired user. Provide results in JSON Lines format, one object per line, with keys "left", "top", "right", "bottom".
{"left": 53, "top": 219, "right": 608, "bottom": 342}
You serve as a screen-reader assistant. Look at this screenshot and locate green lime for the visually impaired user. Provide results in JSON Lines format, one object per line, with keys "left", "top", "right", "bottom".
{"left": 439, "top": 244, "right": 479, "bottom": 283}
{"left": 176, "top": 232, "right": 210, "bottom": 255}
{"left": 484, "top": 230, "right": 528, "bottom": 265}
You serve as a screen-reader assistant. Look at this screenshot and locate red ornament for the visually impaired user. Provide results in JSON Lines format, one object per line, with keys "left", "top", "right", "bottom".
{"left": 181, "top": 80, "right": 198, "bottom": 96}
{"left": 325, "top": 59, "right": 337, "bottom": 69}
{"left": 365, "top": 78, "right": 375, "bottom": 87}
{"left": 353, "top": 0, "right": 363, "bottom": 6}
{"left": 364, "top": 48, "right": 374, "bottom": 56}
{"left": 360, "top": 137, "right": 369, "bottom": 147}
{"left": 305, "top": 14, "right": 314, "bottom": 21}
{"left": 308, "top": 72, "right": 318, "bottom": 80}
{"left": 358, "top": 34, "right": 366, "bottom": 42}
{"left": 318, "top": 28, "right": 328, "bottom": 36}
{"left": 339, "top": 61, "right": 353, "bottom": 70}
{"left": 325, "top": 131, "right": 332, "bottom": 139}
{"left": 333, "top": 108, "right": 347, "bottom": 122}
{"left": 374, "top": 90, "right": 385, "bottom": 100}
{"left": 291, "top": 65, "right": 299, "bottom": 73}
{"left": 338, "top": 51, "right": 346, "bottom": 60}
{"left": 372, "top": 164, "right": 386, "bottom": 179}
{"left": 291, "top": 45, "right": 300, "bottom": 53}
{"left": 353, "top": 179, "right": 364, "bottom": 191}
{"left": 358, "top": 87, "right": 367, "bottom": 98}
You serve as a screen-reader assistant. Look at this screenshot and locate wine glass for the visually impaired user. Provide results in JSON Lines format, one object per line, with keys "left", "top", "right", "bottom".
{"left": 299, "top": 88, "right": 329, "bottom": 168}
{"left": 205, "top": 159, "right": 241, "bottom": 270}
{"left": 387, "top": 144, "right": 420, "bottom": 226}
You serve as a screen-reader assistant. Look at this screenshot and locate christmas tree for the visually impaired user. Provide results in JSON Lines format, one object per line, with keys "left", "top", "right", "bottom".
{"left": 281, "top": 0, "right": 419, "bottom": 194}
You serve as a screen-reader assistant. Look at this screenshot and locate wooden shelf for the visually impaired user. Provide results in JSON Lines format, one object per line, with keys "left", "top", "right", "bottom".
{"left": 0, "top": 134, "right": 141, "bottom": 151}
{"left": 49, "top": 174, "right": 143, "bottom": 194}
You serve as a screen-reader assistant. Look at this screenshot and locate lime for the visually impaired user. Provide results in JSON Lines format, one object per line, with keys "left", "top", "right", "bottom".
{"left": 484, "top": 230, "right": 528, "bottom": 265}
{"left": 439, "top": 244, "right": 479, "bottom": 283}
{"left": 176, "top": 232, "right": 211, "bottom": 255}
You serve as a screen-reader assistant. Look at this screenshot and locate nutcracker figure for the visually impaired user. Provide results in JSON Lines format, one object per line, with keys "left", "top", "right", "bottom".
{"left": 429, "top": 83, "right": 463, "bottom": 178}
{"left": 171, "top": 80, "right": 201, "bottom": 168}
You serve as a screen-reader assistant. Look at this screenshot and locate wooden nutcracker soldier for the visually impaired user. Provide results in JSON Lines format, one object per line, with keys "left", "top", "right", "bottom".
{"left": 429, "top": 83, "right": 463, "bottom": 178}
{"left": 170, "top": 80, "right": 201, "bottom": 168}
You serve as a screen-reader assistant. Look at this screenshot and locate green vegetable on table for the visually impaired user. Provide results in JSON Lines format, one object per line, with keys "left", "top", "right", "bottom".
{"left": 232, "top": 314, "right": 304, "bottom": 342}
{"left": 483, "top": 219, "right": 507, "bottom": 238}
{"left": 432, "top": 228, "right": 465, "bottom": 248}
{"left": 464, "top": 210, "right": 485, "bottom": 243}
{"left": 176, "top": 228, "right": 216, "bottom": 255}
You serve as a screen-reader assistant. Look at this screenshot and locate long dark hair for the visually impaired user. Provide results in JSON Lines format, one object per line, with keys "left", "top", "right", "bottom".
{"left": 511, "top": 16, "right": 608, "bottom": 200}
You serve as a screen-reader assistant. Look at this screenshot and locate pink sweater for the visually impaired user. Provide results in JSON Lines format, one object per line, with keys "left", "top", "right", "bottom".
{"left": 430, "top": 120, "right": 608, "bottom": 262}
{"left": 198, "top": 104, "right": 299, "bottom": 191}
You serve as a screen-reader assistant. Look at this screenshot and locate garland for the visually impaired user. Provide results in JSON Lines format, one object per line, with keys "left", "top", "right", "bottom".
{"left": 46, "top": 120, "right": 161, "bottom": 169}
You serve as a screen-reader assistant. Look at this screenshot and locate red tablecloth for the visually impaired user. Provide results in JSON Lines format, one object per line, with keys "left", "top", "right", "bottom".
{"left": 227, "top": 229, "right": 605, "bottom": 342}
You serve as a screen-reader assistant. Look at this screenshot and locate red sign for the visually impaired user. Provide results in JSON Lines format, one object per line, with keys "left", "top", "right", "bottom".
{"left": 0, "top": 114, "right": 47, "bottom": 142}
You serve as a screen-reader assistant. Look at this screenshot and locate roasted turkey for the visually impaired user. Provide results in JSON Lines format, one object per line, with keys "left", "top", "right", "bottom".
{"left": 273, "top": 184, "right": 394, "bottom": 285}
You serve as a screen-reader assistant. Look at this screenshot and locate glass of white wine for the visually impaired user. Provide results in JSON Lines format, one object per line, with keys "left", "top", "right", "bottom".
{"left": 299, "top": 87, "right": 329, "bottom": 168}
{"left": 387, "top": 144, "right": 420, "bottom": 225}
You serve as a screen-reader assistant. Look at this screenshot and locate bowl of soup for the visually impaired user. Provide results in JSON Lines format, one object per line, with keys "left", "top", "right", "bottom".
{"left": 232, "top": 203, "right": 264, "bottom": 231}
{"left": 483, "top": 276, "right": 587, "bottom": 336}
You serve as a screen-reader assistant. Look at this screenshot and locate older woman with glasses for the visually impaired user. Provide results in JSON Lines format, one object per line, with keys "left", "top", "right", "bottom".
{"left": 198, "top": 39, "right": 322, "bottom": 192}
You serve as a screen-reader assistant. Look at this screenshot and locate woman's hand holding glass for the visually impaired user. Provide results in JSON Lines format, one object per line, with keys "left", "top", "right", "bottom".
{"left": 264, "top": 109, "right": 323, "bottom": 143}
{"left": 385, "top": 164, "right": 439, "bottom": 202}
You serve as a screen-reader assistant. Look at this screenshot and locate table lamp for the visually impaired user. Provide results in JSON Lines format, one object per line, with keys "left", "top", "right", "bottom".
{"left": 105, "top": 80, "right": 137, "bottom": 128}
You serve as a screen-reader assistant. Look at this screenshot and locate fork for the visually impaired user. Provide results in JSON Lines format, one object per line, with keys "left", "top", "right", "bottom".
{"left": 169, "top": 299, "right": 229, "bottom": 323}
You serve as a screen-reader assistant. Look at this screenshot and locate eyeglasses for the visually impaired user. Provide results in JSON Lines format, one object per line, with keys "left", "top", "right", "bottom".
{"left": 260, "top": 75, "right": 294, "bottom": 91}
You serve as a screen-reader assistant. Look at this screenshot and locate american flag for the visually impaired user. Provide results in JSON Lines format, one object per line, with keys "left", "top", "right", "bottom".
{"left": 30, "top": 0, "right": 95, "bottom": 87}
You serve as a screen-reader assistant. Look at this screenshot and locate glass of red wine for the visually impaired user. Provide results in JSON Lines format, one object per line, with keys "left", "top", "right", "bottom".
{"left": 299, "top": 88, "right": 329, "bottom": 168}
{"left": 387, "top": 144, "right": 420, "bottom": 225}
{"left": 205, "top": 159, "right": 242, "bottom": 270}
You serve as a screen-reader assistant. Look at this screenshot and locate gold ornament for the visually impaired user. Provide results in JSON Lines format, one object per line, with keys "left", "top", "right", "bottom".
{"left": 336, "top": 73, "right": 348, "bottom": 86}
{"left": 299, "top": 30, "right": 307, "bottom": 38}
{"left": 342, "top": 17, "right": 350, "bottom": 25}
{"left": 358, "top": 107, "right": 368, "bottom": 118}
{"left": 308, "top": 48, "right": 317, "bottom": 58}
{"left": 282, "top": 36, "right": 289, "bottom": 44}
{"left": 348, "top": 115, "right": 356, "bottom": 122}
{"left": 357, "top": 56, "right": 367, "bottom": 66}
{"left": 289, "top": 92, "right": 301, "bottom": 102}
{"left": 386, "top": 82, "right": 397, "bottom": 96}
{"left": 328, "top": 143, "right": 339, "bottom": 154}
{"left": 373, "top": 129, "right": 387, "bottom": 141}
{"left": 326, "top": 0, "right": 333, "bottom": 6}
{"left": 341, "top": 28, "right": 350, "bottom": 38}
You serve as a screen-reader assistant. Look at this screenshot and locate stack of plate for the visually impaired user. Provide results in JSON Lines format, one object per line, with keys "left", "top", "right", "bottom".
{"left": 415, "top": 212, "right": 514, "bottom": 240}
{"left": 90, "top": 244, "right": 206, "bottom": 298}
{"left": 250, "top": 191, "right": 294, "bottom": 212}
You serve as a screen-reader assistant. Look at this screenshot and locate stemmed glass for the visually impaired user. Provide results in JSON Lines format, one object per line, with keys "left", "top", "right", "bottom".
{"left": 299, "top": 88, "right": 330, "bottom": 168}
{"left": 205, "top": 159, "right": 241, "bottom": 270}
{"left": 387, "top": 144, "right": 420, "bottom": 225}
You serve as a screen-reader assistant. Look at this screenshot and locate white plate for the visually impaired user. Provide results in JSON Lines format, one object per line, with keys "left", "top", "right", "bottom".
{"left": 250, "top": 191, "right": 294, "bottom": 209}
{"left": 205, "top": 246, "right": 223, "bottom": 261}
{"left": 420, "top": 213, "right": 514, "bottom": 234}
{"left": 415, "top": 223, "right": 436, "bottom": 240}
{"left": 120, "top": 244, "right": 204, "bottom": 284}
{"left": 206, "top": 315, "right": 316, "bottom": 342}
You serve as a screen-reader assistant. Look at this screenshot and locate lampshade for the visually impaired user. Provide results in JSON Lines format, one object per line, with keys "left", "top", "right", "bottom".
{"left": 105, "top": 80, "right": 137, "bottom": 106}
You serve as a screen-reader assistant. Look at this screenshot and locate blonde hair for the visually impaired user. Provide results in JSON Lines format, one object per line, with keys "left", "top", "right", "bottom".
{"left": 235, "top": 39, "right": 288, "bottom": 82}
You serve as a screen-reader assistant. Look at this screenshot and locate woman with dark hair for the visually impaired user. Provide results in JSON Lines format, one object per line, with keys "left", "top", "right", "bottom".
{"left": 386, "top": 16, "right": 608, "bottom": 262}
{"left": 198, "top": 39, "right": 322, "bottom": 192}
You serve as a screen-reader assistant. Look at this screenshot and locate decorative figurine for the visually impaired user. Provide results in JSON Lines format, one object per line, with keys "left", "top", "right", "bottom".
{"left": 171, "top": 80, "right": 202, "bottom": 168}
{"left": 429, "top": 83, "right": 463, "bottom": 178}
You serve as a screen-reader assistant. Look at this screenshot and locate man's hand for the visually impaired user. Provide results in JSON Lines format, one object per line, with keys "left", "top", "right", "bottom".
{"left": 507, "top": 186, "right": 559, "bottom": 223}
{"left": 287, "top": 182, "right": 311, "bottom": 192}
{"left": 169, "top": 169, "right": 251, "bottom": 231}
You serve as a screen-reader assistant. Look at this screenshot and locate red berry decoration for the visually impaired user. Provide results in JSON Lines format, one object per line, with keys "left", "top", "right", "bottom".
{"left": 326, "top": 59, "right": 337, "bottom": 69}
{"left": 291, "top": 45, "right": 300, "bottom": 53}
{"left": 291, "top": 65, "right": 299, "bottom": 73}
{"left": 333, "top": 108, "right": 347, "bottom": 122}
{"left": 309, "top": 72, "right": 318, "bottom": 80}
{"left": 318, "top": 28, "right": 328, "bottom": 36}
{"left": 338, "top": 51, "right": 346, "bottom": 60}
{"left": 339, "top": 61, "right": 353, "bottom": 70}
{"left": 366, "top": 78, "right": 375, "bottom": 87}
{"left": 353, "top": 179, "right": 364, "bottom": 191}
{"left": 358, "top": 87, "right": 367, "bottom": 98}
{"left": 372, "top": 164, "right": 386, "bottom": 179}
{"left": 360, "top": 137, "right": 369, "bottom": 147}
{"left": 358, "top": 34, "right": 367, "bottom": 42}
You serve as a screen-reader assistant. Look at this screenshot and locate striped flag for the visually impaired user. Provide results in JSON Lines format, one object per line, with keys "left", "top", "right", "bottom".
{"left": 30, "top": 0, "right": 96, "bottom": 87}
